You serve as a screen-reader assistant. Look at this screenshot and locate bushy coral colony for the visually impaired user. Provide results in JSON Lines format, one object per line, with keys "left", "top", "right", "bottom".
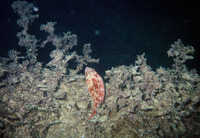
{"left": 0, "top": 1, "right": 200, "bottom": 137}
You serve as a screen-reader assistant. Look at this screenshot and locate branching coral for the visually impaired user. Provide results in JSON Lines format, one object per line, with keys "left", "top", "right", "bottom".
{"left": 103, "top": 40, "right": 200, "bottom": 137}
{"left": 0, "top": 1, "right": 199, "bottom": 138}
{"left": 0, "top": 1, "right": 98, "bottom": 137}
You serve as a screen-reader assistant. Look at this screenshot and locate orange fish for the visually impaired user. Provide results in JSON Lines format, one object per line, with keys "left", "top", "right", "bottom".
{"left": 85, "top": 67, "right": 105, "bottom": 119}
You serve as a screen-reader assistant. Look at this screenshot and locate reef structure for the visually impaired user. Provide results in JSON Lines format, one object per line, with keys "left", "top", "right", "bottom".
{"left": 0, "top": 1, "right": 200, "bottom": 137}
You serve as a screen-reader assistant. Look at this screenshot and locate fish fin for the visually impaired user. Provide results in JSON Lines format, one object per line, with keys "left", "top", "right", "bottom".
{"left": 88, "top": 102, "right": 98, "bottom": 119}
{"left": 88, "top": 110, "right": 96, "bottom": 119}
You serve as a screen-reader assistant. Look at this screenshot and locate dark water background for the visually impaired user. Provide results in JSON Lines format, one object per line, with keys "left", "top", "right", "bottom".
{"left": 0, "top": 0, "right": 200, "bottom": 76}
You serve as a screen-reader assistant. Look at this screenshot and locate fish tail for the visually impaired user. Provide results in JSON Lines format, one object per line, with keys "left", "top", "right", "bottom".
{"left": 88, "top": 109, "right": 96, "bottom": 119}
{"left": 88, "top": 102, "right": 97, "bottom": 119}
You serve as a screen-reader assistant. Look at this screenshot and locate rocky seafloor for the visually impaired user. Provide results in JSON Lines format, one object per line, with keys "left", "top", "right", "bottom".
{"left": 0, "top": 1, "right": 200, "bottom": 137}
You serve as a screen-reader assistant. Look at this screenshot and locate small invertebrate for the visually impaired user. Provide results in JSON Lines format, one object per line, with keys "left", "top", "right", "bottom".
{"left": 85, "top": 67, "right": 105, "bottom": 119}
